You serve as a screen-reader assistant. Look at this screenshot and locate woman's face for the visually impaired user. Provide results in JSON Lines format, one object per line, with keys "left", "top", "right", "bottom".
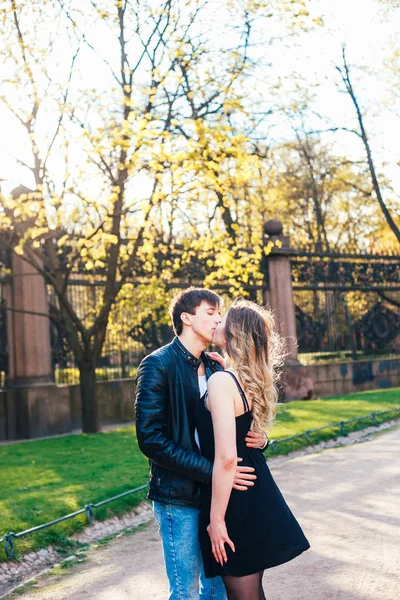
{"left": 212, "top": 313, "right": 227, "bottom": 349}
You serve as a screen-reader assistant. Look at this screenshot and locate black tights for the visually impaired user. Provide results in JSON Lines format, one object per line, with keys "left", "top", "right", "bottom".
{"left": 223, "top": 571, "right": 266, "bottom": 600}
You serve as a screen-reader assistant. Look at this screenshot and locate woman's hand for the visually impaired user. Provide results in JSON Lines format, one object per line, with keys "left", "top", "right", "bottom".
{"left": 207, "top": 520, "right": 235, "bottom": 565}
{"left": 206, "top": 351, "right": 226, "bottom": 369}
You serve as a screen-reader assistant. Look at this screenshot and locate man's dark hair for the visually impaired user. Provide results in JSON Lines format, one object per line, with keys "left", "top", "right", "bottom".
{"left": 169, "top": 287, "right": 222, "bottom": 336}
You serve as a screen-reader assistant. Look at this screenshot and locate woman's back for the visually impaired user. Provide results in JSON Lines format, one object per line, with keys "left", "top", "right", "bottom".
{"left": 196, "top": 371, "right": 255, "bottom": 461}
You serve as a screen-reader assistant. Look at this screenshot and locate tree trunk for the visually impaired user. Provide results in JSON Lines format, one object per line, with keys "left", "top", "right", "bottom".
{"left": 79, "top": 360, "right": 98, "bottom": 434}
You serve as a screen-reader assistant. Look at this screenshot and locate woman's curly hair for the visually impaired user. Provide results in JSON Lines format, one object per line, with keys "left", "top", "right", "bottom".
{"left": 224, "top": 299, "right": 285, "bottom": 432}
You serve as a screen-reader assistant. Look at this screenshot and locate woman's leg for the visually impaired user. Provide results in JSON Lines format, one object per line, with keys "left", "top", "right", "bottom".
{"left": 223, "top": 571, "right": 265, "bottom": 600}
{"left": 199, "top": 557, "right": 227, "bottom": 600}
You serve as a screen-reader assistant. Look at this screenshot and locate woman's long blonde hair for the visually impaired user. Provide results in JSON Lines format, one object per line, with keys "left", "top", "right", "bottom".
{"left": 224, "top": 299, "right": 285, "bottom": 432}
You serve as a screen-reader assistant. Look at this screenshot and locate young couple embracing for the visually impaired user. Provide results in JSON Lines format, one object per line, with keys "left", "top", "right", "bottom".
{"left": 136, "top": 288, "right": 309, "bottom": 600}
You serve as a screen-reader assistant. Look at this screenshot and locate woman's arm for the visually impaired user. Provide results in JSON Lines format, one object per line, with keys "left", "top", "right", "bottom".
{"left": 207, "top": 372, "right": 237, "bottom": 565}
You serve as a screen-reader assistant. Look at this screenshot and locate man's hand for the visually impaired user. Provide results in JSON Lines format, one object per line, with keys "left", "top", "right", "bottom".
{"left": 233, "top": 458, "right": 257, "bottom": 491}
{"left": 206, "top": 351, "right": 226, "bottom": 369}
{"left": 245, "top": 430, "right": 267, "bottom": 449}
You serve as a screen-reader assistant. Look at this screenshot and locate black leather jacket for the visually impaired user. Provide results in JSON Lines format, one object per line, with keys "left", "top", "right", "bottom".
{"left": 135, "top": 337, "right": 223, "bottom": 507}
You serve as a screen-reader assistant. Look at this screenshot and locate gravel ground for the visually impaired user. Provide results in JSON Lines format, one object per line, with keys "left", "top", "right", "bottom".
{"left": 0, "top": 504, "right": 153, "bottom": 597}
{"left": 2, "top": 422, "right": 399, "bottom": 600}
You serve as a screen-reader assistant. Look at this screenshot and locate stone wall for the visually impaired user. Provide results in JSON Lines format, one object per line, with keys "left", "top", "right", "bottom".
{"left": 0, "top": 358, "right": 399, "bottom": 441}
{"left": 0, "top": 379, "right": 135, "bottom": 441}
{"left": 300, "top": 357, "right": 400, "bottom": 399}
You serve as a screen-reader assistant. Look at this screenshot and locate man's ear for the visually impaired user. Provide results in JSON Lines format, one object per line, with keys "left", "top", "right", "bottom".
{"left": 180, "top": 312, "right": 192, "bottom": 326}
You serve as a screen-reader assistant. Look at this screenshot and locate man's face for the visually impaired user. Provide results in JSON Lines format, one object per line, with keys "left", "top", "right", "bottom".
{"left": 182, "top": 301, "right": 222, "bottom": 343}
{"left": 212, "top": 313, "right": 227, "bottom": 349}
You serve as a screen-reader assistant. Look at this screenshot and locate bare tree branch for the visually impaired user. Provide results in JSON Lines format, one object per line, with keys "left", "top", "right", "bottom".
{"left": 336, "top": 46, "right": 400, "bottom": 244}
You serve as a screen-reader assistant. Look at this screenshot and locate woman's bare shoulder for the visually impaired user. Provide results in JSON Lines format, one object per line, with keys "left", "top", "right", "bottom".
{"left": 207, "top": 371, "right": 236, "bottom": 390}
{"left": 207, "top": 372, "right": 237, "bottom": 414}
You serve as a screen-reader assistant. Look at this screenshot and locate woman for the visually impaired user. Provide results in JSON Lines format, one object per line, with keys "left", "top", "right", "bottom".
{"left": 195, "top": 300, "right": 310, "bottom": 600}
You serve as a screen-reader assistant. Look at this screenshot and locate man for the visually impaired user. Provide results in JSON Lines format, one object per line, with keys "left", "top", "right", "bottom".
{"left": 135, "top": 288, "right": 268, "bottom": 600}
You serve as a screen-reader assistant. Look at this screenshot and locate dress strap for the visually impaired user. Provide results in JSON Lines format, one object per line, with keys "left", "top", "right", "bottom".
{"left": 225, "top": 371, "right": 250, "bottom": 412}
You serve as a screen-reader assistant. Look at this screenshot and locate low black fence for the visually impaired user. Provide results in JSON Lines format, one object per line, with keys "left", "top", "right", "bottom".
{"left": 268, "top": 407, "right": 400, "bottom": 452}
{"left": 0, "top": 483, "right": 149, "bottom": 560}
{"left": 1, "top": 406, "right": 399, "bottom": 560}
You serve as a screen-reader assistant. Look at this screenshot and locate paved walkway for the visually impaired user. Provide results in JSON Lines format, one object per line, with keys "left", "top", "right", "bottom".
{"left": 9, "top": 427, "right": 400, "bottom": 600}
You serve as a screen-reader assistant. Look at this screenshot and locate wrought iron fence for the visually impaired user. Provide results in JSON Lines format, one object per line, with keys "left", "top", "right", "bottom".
{"left": 0, "top": 249, "right": 10, "bottom": 388}
{"left": 1, "top": 245, "right": 399, "bottom": 388}
{"left": 48, "top": 281, "right": 155, "bottom": 385}
{"left": 47, "top": 280, "right": 262, "bottom": 386}
{"left": 291, "top": 252, "right": 400, "bottom": 360}
{"left": 0, "top": 282, "right": 7, "bottom": 388}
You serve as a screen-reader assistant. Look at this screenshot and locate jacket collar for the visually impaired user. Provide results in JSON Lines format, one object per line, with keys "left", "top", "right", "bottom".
{"left": 173, "top": 337, "right": 208, "bottom": 368}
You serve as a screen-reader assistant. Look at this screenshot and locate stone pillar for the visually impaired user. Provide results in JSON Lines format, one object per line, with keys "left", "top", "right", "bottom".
{"left": 263, "top": 219, "right": 314, "bottom": 401}
{"left": 263, "top": 219, "right": 298, "bottom": 359}
{"left": 0, "top": 187, "right": 72, "bottom": 440}
{"left": 5, "top": 252, "right": 53, "bottom": 387}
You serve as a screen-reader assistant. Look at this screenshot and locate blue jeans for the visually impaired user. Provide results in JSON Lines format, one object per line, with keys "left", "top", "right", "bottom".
{"left": 153, "top": 502, "right": 227, "bottom": 600}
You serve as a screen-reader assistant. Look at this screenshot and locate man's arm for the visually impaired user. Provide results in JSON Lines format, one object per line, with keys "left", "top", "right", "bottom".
{"left": 135, "top": 354, "right": 213, "bottom": 484}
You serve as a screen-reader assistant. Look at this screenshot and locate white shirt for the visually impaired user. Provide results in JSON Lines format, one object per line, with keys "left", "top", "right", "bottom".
{"left": 195, "top": 375, "right": 207, "bottom": 449}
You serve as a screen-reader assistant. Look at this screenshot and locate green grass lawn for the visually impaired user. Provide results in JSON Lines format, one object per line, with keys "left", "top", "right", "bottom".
{"left": 270, "top": 387, "right": 400, "bottom": 454}
{"left": 0, "top": 387, "right": 399, "bottom": 561}
{"left": 0, "top": 428, "right": 149, "bottom": 560}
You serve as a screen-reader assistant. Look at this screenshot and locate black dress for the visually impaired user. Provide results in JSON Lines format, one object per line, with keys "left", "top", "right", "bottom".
{"left": 196, "top": 371, "right": 310, "bottom": 578}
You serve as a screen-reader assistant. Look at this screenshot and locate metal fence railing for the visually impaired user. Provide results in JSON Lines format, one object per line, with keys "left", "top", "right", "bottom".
{"left": 268, "top": 407, "right": 400, "bottom": 453}
{"left": 2, "top": 407, "right": 399, "bottom": 560}
{"left": 0, "top": 484, "right": 149, "bottom": 560}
